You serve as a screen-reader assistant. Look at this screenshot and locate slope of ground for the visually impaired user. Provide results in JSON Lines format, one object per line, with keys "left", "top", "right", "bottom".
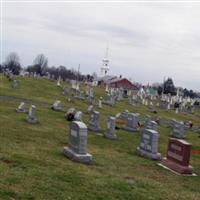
{"left": 0, "top": 75, "right": 200, "bottom": 200}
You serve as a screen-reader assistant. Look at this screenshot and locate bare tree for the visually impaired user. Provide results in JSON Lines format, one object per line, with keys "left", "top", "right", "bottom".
{"left": 3, "top": 52, "right": 21, "bottom": 75}
{"left": 33, "top": 54, "right": 48, "bottom": 75}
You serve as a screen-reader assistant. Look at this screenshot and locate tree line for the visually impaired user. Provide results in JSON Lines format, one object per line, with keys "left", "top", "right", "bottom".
{"left": 0, "top": 52, "right": 199, "bottom": 98}
{"left": 0, "top": 52, "right": 93, "bottom": 82}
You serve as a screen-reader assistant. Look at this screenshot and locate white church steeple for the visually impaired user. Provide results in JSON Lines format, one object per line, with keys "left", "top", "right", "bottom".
{"left": 100, "top": 46, "right": 109, "bottom": 77}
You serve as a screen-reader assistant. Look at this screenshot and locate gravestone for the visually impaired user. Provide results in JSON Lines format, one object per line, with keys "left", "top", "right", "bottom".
{"left": 88, "top": 110, "right": 100, "bottom": 132}
{"left": 87, "top": 105, "right": 94, "bottom": 114}
{"left": 171, "top": 121, "right": 184, "bottom": 139}
{"left": 63, "top": 87, "right": 70, "bottom": 96}
{"left": 98, "top": 97, "right": 103, "bottom": 108}
{"left": 149, "top": 104, "right": 157, "bottom": 113}
{"left": 155, "top": 116, "right": 162, "bottom": 126}
{"left": 137, "top": 129, "right": 161, "bottom": 160}
{"left": 63, "top": 121, "right": 92, "bottom": 164}
{"left": 104, "top": 117, "right": 117, "bottom": 139}
{"left": 160, "top": 138, "right": 194, "bottom": 175}
{"left": 102, "top": 94, "right": 115, "bottom": 106}
{"left": 16, "top": 102, "right": 25, "bottom": 113}
{"left": 160, "top": 100, "right": 168, "bottom": 109}
{"left": 184, "top": 121, "right": 193, "bottom": 130}
{"left": 51, "top": 100, "right": 62, "bottom": 111}
{"left": 26, "top": 105, "right": 37, "bottom": 124}
{"left": 144, "top": 115, "right": 151, "bottom": 127}
{"left": 12, "top": 80, "right": 18, "bottom": 88}
{"left": 117, "top": 90, "right": 123, "bottom": 101}
{"left": 86, "top": 95, "right": 94, "bottom": 104}
{"left": 123, "top": 113, "right": 140, "bottom": 132}
{"left": 115, "top": 110, "right": 129, "bottom": 129}
{"left": 145, "top": 120, "right": 157, "bottom": 131}
{"left": 168, "top": 119, "right": 177, "bottom": 128}
{"left": 65, "top": 108, "right": 76, "bottom": 121}
{"left": 78, "top": 91, "right": 85, "bottom": 100}
{"left": 74, "top": 111, "right": 82, "bottom": 121}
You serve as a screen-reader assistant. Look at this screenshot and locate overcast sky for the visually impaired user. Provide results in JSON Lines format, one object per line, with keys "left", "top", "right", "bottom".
{"left": 2, "top": 1, "right": 200, "bottom": 91}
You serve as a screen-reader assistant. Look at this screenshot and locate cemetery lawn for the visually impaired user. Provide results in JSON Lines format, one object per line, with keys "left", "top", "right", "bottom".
{"left": 0, "top": 75, "right": 200, "bottom": 200}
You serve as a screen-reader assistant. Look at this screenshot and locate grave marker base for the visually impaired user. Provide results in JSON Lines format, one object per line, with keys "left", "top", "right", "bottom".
{"left": 136, "top": 147, "right": 161, "bottom": 160}
{"left": 88, "top": 126, "right": 101, "bottom": 132}
{"left": 161, "top": 157, "right": 193, "bottom": 175}
{"left": 158, "top": 163, "right": 196, "bottom": 176}
{"left": 16, "top": 108, "right": 25, "bottom": 113}
{"left": 104, "top": 132, "right": 117, "bottom": 140}
{"left": 123, "top": 126, "right": 138, "bottom": 132}
{"left": 51, "top": 107, "right": 62, "bottom": 112}
{"left": 26, "top": 117, "right": 38, "bottom": 124}
{"left": 63, "top": 147, "right": 92, "bottom": 164}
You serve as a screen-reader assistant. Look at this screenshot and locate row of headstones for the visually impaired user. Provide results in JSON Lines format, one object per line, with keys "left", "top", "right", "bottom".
{"left": 64, "top": 120, "right": 195, "bottom": 175}
{"left": 129, "top": 93, "right": 196, "bottom": 115}
{"left": 16, "top": 101, "right": 83, "bottom": 123}
{"left": 16, "top": 102, "right": 197, "bottom": 175}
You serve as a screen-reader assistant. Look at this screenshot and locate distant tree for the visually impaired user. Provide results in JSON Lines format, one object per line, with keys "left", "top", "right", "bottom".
{"left": 33, "top": 54, "right": 48, "bottom": 75}
{"left": 163, "top": 78, "right": 176, "bottom": 95}
{"left": 0, "top": 64, "right": 3, "bottom": 73}
{"left": 3, "top": 52, "right": 21, "bottom": 75}
{"left": 157, "top": 86, "right": 163, "bottom": 95}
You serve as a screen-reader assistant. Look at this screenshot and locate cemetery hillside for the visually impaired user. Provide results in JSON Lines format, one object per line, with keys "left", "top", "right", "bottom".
{"left": 1, "top": 74, "right": 200, "bottom": 200}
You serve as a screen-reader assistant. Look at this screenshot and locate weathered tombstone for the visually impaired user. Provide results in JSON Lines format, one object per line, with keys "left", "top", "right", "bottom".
{"left": 168, "top": 118, "right": 177, "bottom": 128}
{"left": 98, "top": 97, "right": 103, "bottom": 108}
{"left": 117, "top": 90, "right": 123, "bottom": 101}
{"left": 123, "top": 113, "right": 140, "bottom": 132}
{"left": 104, "top": 117, "right": 117, "bottom": 139}
{"left": 89, "top": 87, "right": 94, "bottom": 98}
{"left": 86, "top": 95, "right": 94, "bottom": 104}
{"left": 145, "top": 120, "right": 157, "bottom": 131}
{"left": 144, "top": 115, "right": 151, "bottom": 127}
{"left": 74, "top": 111, "right": 82, "bottom": 121}
{"left": 26, "top": 105, "right": 37, "bottom": 124}
{"left": 149, "top": 104, "right": 157, "bottom": 113}
{"left": 160, "top": 138, "right": 194, "bottom": 175}
{"left": 184, "top": 121, "right": 193, "bottom": 130}
{"left": 16, "top": 102, "right": 25, "bottom": 113}
{"left": 160, "top": 100, "right": 168, "bottom": 109}
{"left": 102, "top": 94, "right": 115, "bottom": 106}
{"left": 155, "top": 116, "right": 162, "bottom": 126}
{"left": 51, "top": 100, "right": 62, "bottom": 111}
{"left": 11, "top": 79, "right": 18, "bottom": 88}
{"left": 63, "top": 87, "right": 70, "bottom": 96}
{"left": 88, "top": 110, "right": 100, "bottom": 132}
{"left": 65, "top": 108, "right": 76, "bottom": 121}
{"left": 171, "top": 121, "right": 184, "bottom": 139}
{"left": 57, "top": 77, "right": 61, "bottom": 86}
{"left": 78, "top": 91, "right": 85, "bottom": 100}
{"left": 115, "top": 110, "right": 129, "bottom": 129}
{"left": 63, "top": 121, "right": 92, "bottom": 164}
{"left": 137, "top": 129, "right": 161, "bottom": 160}
{"left": 87, "top": 105, "right": 94, "bottom": 114}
